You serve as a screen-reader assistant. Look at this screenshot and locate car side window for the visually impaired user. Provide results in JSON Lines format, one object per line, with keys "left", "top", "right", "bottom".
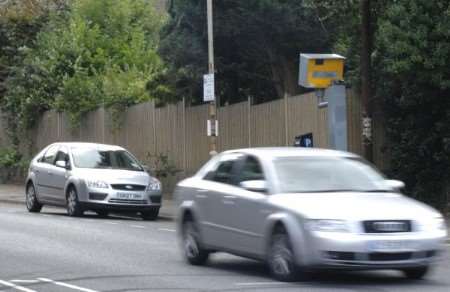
{"left": 204, "top": 154, "right": 241, "bottom": 185}
{"left": 42, "top": 145, "right": 59, "bottom": 165}
{"left": 236, "top": 156, "right": 265, "bottom": 184}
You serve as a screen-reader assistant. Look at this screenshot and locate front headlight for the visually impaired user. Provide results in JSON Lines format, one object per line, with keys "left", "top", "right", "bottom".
{"left": 147, "top": 179, "right": 161, "bottom": 192}
{"left": 418, "top": 217, "right": 446, "bottom": 231}
{"left": 306, "top": 219, "right": 349, "bottom": 233}
{"left": 85, "top": 179, "right": 109, "bottom": 189}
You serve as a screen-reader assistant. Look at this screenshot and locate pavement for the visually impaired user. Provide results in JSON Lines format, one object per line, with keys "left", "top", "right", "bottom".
{"left": 1, "top": 202, "right": 450, "bottom": 292}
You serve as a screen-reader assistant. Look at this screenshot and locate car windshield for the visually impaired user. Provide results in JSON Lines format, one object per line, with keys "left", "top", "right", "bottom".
{"left": 71, "top": 147, "right": 143, "bottom": 171}
{"left": 273, "top": 156, "right": 388, "bottom": 193}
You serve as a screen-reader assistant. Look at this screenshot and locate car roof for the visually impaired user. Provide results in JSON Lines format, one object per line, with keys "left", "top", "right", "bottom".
{"left": 49, "top": 142, "right": 125, "bottom": 151}
{"left": 221, "top": 147, "right": 359, "bottom": 159}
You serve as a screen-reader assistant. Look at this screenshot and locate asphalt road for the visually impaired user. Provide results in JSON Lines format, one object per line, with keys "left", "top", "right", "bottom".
{"left": 1, "top": 203, "right": 449, "bottom": 292}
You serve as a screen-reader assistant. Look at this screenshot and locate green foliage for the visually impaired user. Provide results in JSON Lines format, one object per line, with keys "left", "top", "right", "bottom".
{"left": 374, "top": 0, "right": 450, "bottom": 209}
{"left": 0, "top": 147, "right": 30, "bottom": 183}
{"left": 146, "top": 152, "right": 181, "bottom": 179}
{"left": 160, "top": 0, "right": 336, "bottom": 105}
{"left": 1, "top": 0, "right": 170, "bottom": 132}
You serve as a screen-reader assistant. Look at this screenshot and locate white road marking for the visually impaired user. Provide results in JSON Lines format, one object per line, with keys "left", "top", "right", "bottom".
{"left": 130, "top": 225, "right": 146, "bottom": 229}
{"left": 105, "top": 222, "right": 119, "bottom": 225}
{"left": 235, "top": 282, "right": 287, "bottom": 286}
{"left": 37, "top": 278, "right": 98, "bottom": 292}
{"left": 158, "top": 228, "right": 176, "bottom": 232}
{"left": 0, "top": 280, "right": 37, "bottom": 292}
{"left": 10, "top": 280, "right": 40, "bottom": 284}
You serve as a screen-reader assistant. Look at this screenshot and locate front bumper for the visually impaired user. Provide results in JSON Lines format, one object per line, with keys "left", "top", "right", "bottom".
{"left": 78, "top": 184, "right": 162, "bottom": 211}
{"left": 303, "top": 230, "right": 447, "bottom": 270}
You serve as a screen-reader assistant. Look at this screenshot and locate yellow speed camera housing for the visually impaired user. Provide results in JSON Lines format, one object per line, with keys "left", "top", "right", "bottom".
{"left": 299, "top": 53, "right": 345, "bottom": 88}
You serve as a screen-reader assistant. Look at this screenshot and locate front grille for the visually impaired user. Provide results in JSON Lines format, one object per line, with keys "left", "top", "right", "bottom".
{"left": 363, "top": 220, "right": 412, "bottom": 233}
{"left": 108, "top": 199, "right": 148, "bottom": 205}
{"left": 111, "top": 184, "right": 146, "bottom": 191}
{"left": 89, "top": 192, "right": 108, "bottom": 201}
{"left": 369, "top": 252, "right": 412, "bottom": 261}
{"left": 150, "top": 195, "right": 161, "bottom": 204}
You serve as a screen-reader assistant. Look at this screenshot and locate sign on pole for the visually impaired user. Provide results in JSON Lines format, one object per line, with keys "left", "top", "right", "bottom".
{"left": 203, "top": 73, "right": 215, "bottom": 102}
{"left": 207, "top": 119, "right": 219, "bottom": 137}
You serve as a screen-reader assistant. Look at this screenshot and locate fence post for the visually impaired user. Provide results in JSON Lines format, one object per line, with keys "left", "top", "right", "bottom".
{"left": 284, "top": 92, "right": 289, "bottom": 146}
{"left": 248, "top": 96, "right": 251, "bottom": 147}
{"left": 152, "top": 100, "right": 157, "bottom": 154}
{"left": 182, "top": 98, "right": 187, "bottom": 175}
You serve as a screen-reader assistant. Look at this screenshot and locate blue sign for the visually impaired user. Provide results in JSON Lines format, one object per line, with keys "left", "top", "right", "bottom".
{"left": 294, "top": 133, "right": 313, "bottom": 148}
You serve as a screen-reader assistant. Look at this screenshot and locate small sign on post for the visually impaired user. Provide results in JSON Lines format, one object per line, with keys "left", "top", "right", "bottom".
{"left": 294, "top": 133, "right": 314, "bottom": 147}
{"left": 207, "top": 119, "right": 219, "bottom": 137}
{"left": 203, "top": 73, "right": 215, "bottom": 102}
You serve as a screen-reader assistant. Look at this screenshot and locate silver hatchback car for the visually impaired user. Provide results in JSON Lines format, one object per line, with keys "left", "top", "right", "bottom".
{"left": 26, "top": 142, "right": 162, "bottom": 220}
{"left": 175, "top": 148, "right": 447, "bottom": 281}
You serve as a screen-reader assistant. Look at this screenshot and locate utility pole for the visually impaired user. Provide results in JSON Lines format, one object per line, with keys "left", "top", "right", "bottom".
{"left": 207, "top": 0, "right": 217, "bottom": 155}
{"left": 360, "top": 0, "right": 373, "bottom": 162}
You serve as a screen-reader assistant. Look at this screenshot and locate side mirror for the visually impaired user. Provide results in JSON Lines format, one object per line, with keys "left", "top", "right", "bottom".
{"left": 55, "top": 160, "right": 67, "bottom": 169}
{"left": 240, "top": 180, "right": 268, "bottom": 193}
{"left": 385, "top": 179, "right": 405, "bottom": 190}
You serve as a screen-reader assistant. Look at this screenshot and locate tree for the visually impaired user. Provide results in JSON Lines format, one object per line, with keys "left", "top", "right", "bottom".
{"left": 1, "top": 0, "right": 169, "bottom": 134}
{"left": 160, "top": 0, "right": 338, "bottom": 105}
{"left": 374, "top": 0, "right": 450, "bottom": 209}
{"left": 0, "top": 0, "right": 67, "bottom": 145}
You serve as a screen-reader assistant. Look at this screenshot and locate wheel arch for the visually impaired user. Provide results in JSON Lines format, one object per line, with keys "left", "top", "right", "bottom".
{"left": 264, "top": 212, "right": 310, "bottom": 266}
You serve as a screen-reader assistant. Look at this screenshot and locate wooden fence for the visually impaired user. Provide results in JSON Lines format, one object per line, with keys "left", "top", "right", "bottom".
{"left": 1, "top": 90, "right": 388, "bottom": 194}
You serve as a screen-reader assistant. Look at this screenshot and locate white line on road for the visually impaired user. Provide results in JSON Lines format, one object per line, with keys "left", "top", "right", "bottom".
{"left": 158, "top": 228, "right": 176, "bottom": 232}
{"left": 0, "top": 280, "right": 37, "bottom": 292}
{"left": 104, "top": 222, "right": 120, "bottom": 225}
{"left": 130, "top": 225, "right": 146, "bottom": 229}
{"left": 37, "top": 278, "right": 98, "bottom": 292}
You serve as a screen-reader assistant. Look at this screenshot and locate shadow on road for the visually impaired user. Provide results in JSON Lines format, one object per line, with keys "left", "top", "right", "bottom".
{"left": 205, "top": 256, "right": 443, "bottom": 288}
{"left": 40, "top": 210, "right": 172, "bottom": 222}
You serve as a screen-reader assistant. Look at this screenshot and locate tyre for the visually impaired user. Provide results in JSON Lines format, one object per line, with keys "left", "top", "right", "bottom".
{"left": 26, "top": 183, "right": 42, "bottom": 213}
{"left": 182, "top": 218, "right": 209, "bottom": 265}
{"left": 140, "top": 208, "right": 159, "bottom": 221}
{"left": 268, "top": 227, "right": 301, "bottom": 282}
{"left": 66, "top": 187, "right": 84, "bottom": 217}
{"left": 95, "top": 210, "right": 109, "bottom": 218}
{"left": 402, "top": 266, "right": 429, "bottom": 280}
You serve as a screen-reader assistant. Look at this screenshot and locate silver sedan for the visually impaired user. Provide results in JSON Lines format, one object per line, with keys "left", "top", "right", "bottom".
{"left": 175, "top": 148, "right": 447, "bottom": 281}
{"left": 25, "top": 142, "right": 162, "bottom": 220}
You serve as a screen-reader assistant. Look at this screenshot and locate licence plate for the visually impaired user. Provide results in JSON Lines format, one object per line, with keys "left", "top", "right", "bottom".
{"left": 116, "top": 193, "right": 144, "bottom": 200}
{"left": 368, "top": 240, "right": 412, "bottom": 252}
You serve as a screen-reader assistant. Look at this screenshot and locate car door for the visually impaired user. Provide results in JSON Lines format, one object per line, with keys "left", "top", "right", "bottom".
{"left": 198, "top": 153, "right": 243, "bottom": 248}
{"left": 35, "top": 145, "right": 59, "bottom": 202}
{"left": 48, "top": 146, "right": 70, "bottom": 205}
{"left": 224, "top": 155, "right": 273, "bottom": 256}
